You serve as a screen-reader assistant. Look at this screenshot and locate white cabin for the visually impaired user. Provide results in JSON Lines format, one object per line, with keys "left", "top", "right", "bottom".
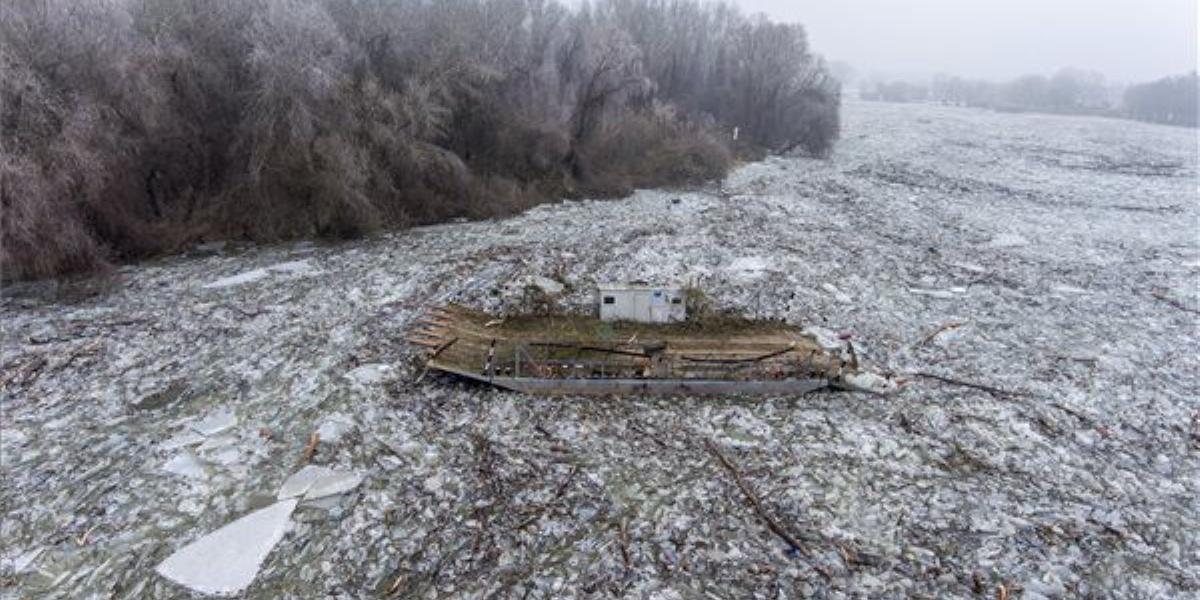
{"left": 596, "top": 284, "right": 686, "bottom": 323}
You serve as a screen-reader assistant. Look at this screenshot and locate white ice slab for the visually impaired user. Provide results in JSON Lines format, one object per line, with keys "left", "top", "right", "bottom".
{"left": 267, "top": 260, "right": 314, "bottom": 275}
{"left": 163, "top": 451, "right": 207, "bottom": 479}
{"left": 2, "top": 547, "right": 44, "bottom": 574}
{"left": 987, "top": 233, "right": 1030, "bottom": 248}
{"left": 802, "top": 326, "right": 844, "bottom": 351}
{"left": 202, "top": 269, "right": 269, "bottom": 289}
{"left": 344, "top": 364, "right": 395, "bottom": 386}
{"left": 728, "top": 256, "right": 771, "bottom": 281}
{"left": 841, "top": 372, "right": 898, "bottom": 395}
{"left": 277, "top": 465, "right": 336, "bottom": 500}
{"left": 908, "top": 287, "right": 966, "bottom": 300}
{"left": 316, "top": 415, "right": 355, "bottom": 444}
{"left": 821, "top": 283, "right": 853, "bottom": 304}
{"left": 528, "top": 275, "right": 564, "bottom": 295}
{"left": 161, "top": 431, "right": 206, "bottom": 452}
{"left": 190, "top": 411, "right": 237, "bottom": 436}
{"left": 156, "top": 499, "right": 298, "bottom": 596}
{"left": 277, "top": 465, "right": 363, "bottom": 501}
{"left": 304, "top": 471, "right": 363, "bottom": 500}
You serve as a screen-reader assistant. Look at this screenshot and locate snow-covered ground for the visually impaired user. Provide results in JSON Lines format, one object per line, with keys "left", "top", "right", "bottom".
{"left": 2, "top": 100, "right": 1197, "bottom": 598}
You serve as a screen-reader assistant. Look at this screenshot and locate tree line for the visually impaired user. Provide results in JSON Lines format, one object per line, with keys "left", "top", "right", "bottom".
{"left": 862, "top": 69, "right": 1198, "bottom": 127}
{"left": 0, "top": 0, "right": 840, "bottom": 280}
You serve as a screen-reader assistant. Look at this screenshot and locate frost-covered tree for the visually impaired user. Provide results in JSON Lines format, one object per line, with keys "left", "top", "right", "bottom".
{"left": 0, "top": 0, "right": 841, "bottom": 280}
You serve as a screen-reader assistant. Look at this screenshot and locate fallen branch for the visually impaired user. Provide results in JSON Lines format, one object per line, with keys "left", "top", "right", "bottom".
{"left": 513, "top": 465, "right": 578, "bottom": 531}
{"left": 298, "top": 432, "right": 320, "bottom": 466}
{"left": 679, "top": 344, "right": 796, "bottom": 364}
{"left": 915, "top": 321, "right": 965, "bottom": 346}
{"left": 75, "top": 523, "right": 99, "bottom": 546}
{"left": 1151, "top": 290, "right": 1200, "bottom": 315}
{"left": 703, "top": 438, "right": 807, "bottom": 556}
{"left": 415, "top": 337, "right": 458, "bottom": 384}
{"left": 909, "top": 372, "right": 1024, "bottom": 399}
{"left": 224, "top": 304, "right": 267, "bottom": 319}
{"left": 617, "top": 518, "right": 632, "bottom": 574}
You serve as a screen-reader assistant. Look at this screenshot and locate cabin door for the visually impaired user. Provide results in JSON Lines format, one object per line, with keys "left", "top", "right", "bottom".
{"left": 649, "top": 290, "right": 669, "bottom": 323}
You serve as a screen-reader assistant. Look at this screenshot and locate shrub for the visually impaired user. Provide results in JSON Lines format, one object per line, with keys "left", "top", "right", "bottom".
{"left": 0, "top": 0, "right": 840, "bottom": 281}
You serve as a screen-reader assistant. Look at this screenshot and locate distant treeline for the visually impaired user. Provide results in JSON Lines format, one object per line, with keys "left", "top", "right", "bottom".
{"left": 862, "top": 70, "right": 1198, "bottom": 128}
{"left": 0, "top": 0, "right": 840, "bottom": 280}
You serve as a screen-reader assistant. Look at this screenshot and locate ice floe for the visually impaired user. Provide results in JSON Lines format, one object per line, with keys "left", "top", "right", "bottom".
{"left": 162, "top": 451, "right": 207, "bottom": 479}
{"left": 155, "top": 499, "right": 299, "bottom": 596}
{"left": 190, "top": 411, "right": 237, "bottom": 436}
{"left": 277, "top": 465, "right": 364, "bottom": 501}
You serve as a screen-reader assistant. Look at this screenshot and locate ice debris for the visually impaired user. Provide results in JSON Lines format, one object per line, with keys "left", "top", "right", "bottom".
{"left": 802, "top": 326, "right": 844, "bottom": 352}
{"left": 202, "top": 268, "right": 270, "bottom": 290}
{"left": 162, "top": 451, "right": 207, "bottom": 479}
{"left": 277, "top": 465, "right": 334, "bottom": 500}
{"left": 305, "top": 471, "right": 364, "bottom": 500}
{"left": 201, "top": 260, "right": 316, "bottom": 289}
{"left": 277, "top": 465, "right": 363, "bottom": 501}
{"left": 316, "top": 414, "right": 355, "bottom": 444}
{"left": 987, "top": 233, "right": 1031, "bottom": 248}
{"left": 190, "top": 411, "right": 237, "bottom": 436}
{"left": 841, "top": 372, "right": 898, "bottom": 395}
{"left": 267, "top": 260, "right": 315, "bottom": 275}
{"left": 908, "top": 287, "right": 967, "bottom": 299}
{"left": 156, "top": 499, "right": 298, "bottom": 596}
{"left": 2, "top": 547, "right": 43, "bottom": 575}
{"left": 344, "top": 363, "right": 395, "bottom": 387}
{"left": 528, "top": 275, "right": 565, "bottom": 295}
{"left": 821, "top": 282, "right": 853, "bottom": 304}
{"left": 160, "top": 431, "right": 206, "bottom": 452}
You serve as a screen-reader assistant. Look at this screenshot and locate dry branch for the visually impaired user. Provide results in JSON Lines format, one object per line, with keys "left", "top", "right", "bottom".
{"left": 916, "top": 321, "right": 966, "bottom": 346}
{"left": 298, "top": 432, "right": 320, "bottom": 466}
{"left": 909, "top": 372, "right": 1024, "bottom": 398}
{"left": 703, "top": 438, "right": 808, "bottom": 556}
{"left": 1151, "top": 290, "right": 1200, "bottom": 315}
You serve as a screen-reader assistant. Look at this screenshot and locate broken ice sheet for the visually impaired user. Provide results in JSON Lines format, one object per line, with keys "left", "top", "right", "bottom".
{"left": 908, "top": 287, "right": 966, "bottom": 299}
{"left": 986, "top": 233, "right": 1030, "bottom": 248}
{"left": 277, "top": 465, "right": 336, "bottom": 500}
{"left": 801, "top": 326, "right": 844, "bottom": 351}
{"left": 304, "top": 471, "right": 363, "bottom": 500}
{"left": 841, "top": 372, "right": 898, "bottom": 395}
{"left": 160, "top": 430, "right": 205, "bottom": 452}
{"left": 266, "top": 260, "right": 314, "bottom": 275}
{"left": 202, "top": 268, "right": 269, "bottom": 289}
{"left": 277, "top": 465, "right": 363, "bottom": 501}
{"left": 156, "top": 498, "right": 298, "bottom": 596}
{"left": 344, "top": 363, "right": 395, "bottom": 387}
{"left": 190, "top": 411, "right": 237, "bottom": 436}
{"left": 316, "top": 414, "right": 356, "bottom": 444}
{"left": 162, "top": 451, "right": 207, "bottom": 479}
{"left": 1, "top": 547, "right": 44, "bottom": 575}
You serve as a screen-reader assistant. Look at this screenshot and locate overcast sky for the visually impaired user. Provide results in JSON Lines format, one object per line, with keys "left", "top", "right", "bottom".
{"left": 734, "top": 0, "right": 1198, "bottom": 83}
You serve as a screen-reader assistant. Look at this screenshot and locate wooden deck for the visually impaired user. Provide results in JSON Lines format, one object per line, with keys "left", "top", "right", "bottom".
{"left": 412, "top": 305, "right": 853, "bottom": 396}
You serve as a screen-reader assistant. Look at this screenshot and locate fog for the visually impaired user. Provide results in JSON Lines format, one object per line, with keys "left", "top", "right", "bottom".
{"left": 737, "top": 0, "right": 1198, "bottom": 83}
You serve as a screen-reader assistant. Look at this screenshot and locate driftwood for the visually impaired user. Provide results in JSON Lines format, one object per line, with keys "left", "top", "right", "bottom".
{"left": 298, "top": 432, "right": 320, "bottom": 466}
{"left": 1151, "top": 290, "right": 1200, "bottom": 315}
{"left": 916, "top": 321, "right": 965, "bottom": 346}
{"left": 909, "top": 372, "right": 1023, "bottom": 398}
{"left": 679, "top": 345, "right": 796, "bottom": 364}
{"left": 703, "top": 438, "right": 808, "bottom": 556}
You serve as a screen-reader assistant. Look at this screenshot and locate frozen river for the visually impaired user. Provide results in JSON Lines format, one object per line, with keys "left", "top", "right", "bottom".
{"left": 2, "top": 100, "right": 1197, "bottom": 598}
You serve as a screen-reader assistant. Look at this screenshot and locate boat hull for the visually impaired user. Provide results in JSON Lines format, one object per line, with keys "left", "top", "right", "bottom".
{"left": 432, "top": 364, "right": 829, "bottom": 397}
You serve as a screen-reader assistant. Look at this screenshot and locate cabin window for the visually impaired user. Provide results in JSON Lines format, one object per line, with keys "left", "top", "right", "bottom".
{"left": 671, "top": 297, "right": 682, "bottom": 305}
{"left": 603, "top": 296, "right": 615, "bottom": 305}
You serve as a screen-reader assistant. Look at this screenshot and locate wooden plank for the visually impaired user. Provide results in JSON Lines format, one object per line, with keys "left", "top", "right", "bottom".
{"left": 406, "top": 338, "right": 443, "bottom": 349}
